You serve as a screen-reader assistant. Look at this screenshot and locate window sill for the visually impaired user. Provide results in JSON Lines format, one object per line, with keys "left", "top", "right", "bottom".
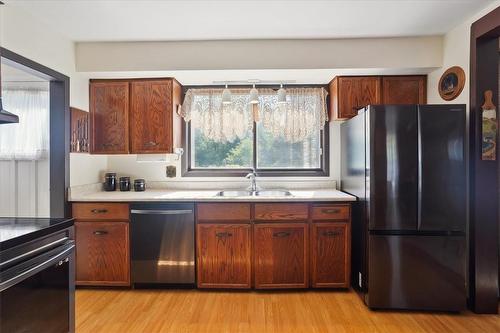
{"left": 182, "top": 168, "right": 329, "bottom": 178}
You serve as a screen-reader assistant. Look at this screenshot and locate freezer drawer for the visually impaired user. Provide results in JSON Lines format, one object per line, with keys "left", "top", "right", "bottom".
{"left": 367, "top": 234, "right": 466, "bottom": 311}
{"left": 130, "top": 203, "right": 195, "bottom": 285}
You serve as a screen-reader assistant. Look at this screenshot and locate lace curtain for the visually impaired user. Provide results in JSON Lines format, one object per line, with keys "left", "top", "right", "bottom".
{"left": 0, "top": 89, "right": 49, "bottom": 160}
{"left": 180, "top": 87, "right": 328, "bottom": 143}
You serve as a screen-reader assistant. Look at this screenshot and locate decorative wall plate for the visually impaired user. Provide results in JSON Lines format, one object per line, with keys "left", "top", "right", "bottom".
{"left": 438, "top": 66, "right": 466, "bottom": 101}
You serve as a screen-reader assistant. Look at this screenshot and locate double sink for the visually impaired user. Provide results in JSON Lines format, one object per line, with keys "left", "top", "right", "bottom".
{"left": 215, "top": 190, "right": 292, "bottom": 197}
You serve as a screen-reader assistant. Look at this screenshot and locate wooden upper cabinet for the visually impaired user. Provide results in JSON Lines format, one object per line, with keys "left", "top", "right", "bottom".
{"left": 90, "top": 81, "right": 129, "bottom": 154}
{"left": 89, "top": 78, "right": 182, "bottom": 155}
{"left": 329, "top": 76, "right": 381, "bottom": 120}
{"left": 382, "top": 76, "right": 427, "bottom": 104}
{"left": 130, "top": 79, "right": 182, "bottom": 153}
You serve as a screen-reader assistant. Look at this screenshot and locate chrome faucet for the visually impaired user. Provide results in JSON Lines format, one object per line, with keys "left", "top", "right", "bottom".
{"left": 245, "top": 171, "right": 258, "bottom": 192}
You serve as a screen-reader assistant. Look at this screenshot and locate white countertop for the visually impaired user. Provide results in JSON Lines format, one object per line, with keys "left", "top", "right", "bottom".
{"left": 69, "top": 188, "right": 356, "bottom": 202}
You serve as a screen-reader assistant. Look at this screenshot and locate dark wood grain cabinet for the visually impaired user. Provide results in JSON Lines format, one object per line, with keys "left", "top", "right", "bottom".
{"left": 329, "top": 76, "right": 381, "bottom": 120}
{"left": 90, "top": 81, "right": 129, "bottom": 154}
{"left": 329, "top": 75, "right": 427, "bottom": 120}
{"left": 254, "top": 223, "right": 309, "bottom": 289}
{"left": 89, "top": 78, "right": 182, "bottom": 154}
{"left": 382, "top": 76, "right": 427, "bottom": 104}
{"left": 311, "top": 222, "right": 350, "bottom": 288}
{"left": 195, "top": 202, "right": 351, "bottom": 290}
{"left": 196, "top": 224, "right": 252, "bottom": 288}
{"left": 73, "top": 202, "right": 130, "bottom": 286}
{"left": 130, "top": 79, "right": 182, "bottom": 154}
{"left": 75, "top": 221, "right": 130, "bottom": 286}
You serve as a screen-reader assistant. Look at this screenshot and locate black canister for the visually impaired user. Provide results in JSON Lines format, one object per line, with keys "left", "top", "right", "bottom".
{"left": 119, "top": 177, "right": 131, "bottom": 191}
{"left": 103, "top": 172, "right": 116, "bottom": 191}
{"left": 134, "top": 179, "right": 146, "bottom": 192}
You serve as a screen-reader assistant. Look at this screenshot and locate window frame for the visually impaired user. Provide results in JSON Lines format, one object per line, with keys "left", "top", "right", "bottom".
{"left": 181, "top": 84, "right": 330, "bottom": 177}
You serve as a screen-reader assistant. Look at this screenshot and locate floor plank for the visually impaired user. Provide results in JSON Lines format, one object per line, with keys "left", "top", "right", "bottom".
{"left": 76, "top": 289, "right": 500, "bottom": 333}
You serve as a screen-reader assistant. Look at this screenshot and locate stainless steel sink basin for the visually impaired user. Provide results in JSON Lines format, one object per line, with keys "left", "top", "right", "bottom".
{"left": 255, "top": 190, "right": 292, "bottom": 197}
{"left": 215, "top": 190, "right": 253, "bottom": 197}
{"left": 215, "top": 190, "right": 292, "bottom": 197}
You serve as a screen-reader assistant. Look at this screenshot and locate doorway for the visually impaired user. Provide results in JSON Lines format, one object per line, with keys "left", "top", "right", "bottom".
{"left": 0, "top": 48, "right": 70, "bottom": 218}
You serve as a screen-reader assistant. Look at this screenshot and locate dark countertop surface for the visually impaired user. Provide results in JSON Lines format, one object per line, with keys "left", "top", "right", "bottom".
{"left": 0, "top": 217, "right": 74, "bottom": 251}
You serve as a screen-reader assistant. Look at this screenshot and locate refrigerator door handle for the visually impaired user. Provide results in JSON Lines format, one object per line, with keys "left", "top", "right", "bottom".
{"left": 417, "top": 109, "right": 422, "bottom": 230}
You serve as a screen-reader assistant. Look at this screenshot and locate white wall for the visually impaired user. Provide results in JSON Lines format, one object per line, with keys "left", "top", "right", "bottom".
{"left": 1, "top": 3, "right": 107, "bottom": 186}
{"left": 105, "top": 120, "right": 341, "bottom": 186}
{"left": 428, "top": 1, "right": 500, "bottom": 105}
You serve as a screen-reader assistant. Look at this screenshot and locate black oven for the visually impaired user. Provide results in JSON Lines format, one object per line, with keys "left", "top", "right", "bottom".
{"left": 0, "top": 228, "right": 75, "bottom": 333}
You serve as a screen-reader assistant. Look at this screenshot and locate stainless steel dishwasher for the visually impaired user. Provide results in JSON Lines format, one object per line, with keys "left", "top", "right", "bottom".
{"left": 130, "top": 203, "right": 195, "bottom": 286}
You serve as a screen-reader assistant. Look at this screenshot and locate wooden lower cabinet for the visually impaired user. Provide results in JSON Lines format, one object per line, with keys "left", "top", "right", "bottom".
{"left": 196, "top": 224, "right": 252, "bottom": 288}
{"left": 254, "top": 223, "right": 308, "bottom": 289}
{"left": 311, "top": 222, "right": 350, "bottom": 288}
{"left": 75, "top": 221, "right": 130, "bottom": 286}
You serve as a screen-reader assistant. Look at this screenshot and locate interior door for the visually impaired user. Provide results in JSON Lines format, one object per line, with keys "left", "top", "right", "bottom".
{"left": 418, "top": 105, "right": 466, "bottom": 232}
{"left": 368, "top": 105, "right": 418, "bottom": 231}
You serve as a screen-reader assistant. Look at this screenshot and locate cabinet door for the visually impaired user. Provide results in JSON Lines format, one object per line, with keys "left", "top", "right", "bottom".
{"left": 382, "top": 76, "right": 426, "bottom": 104}
{"left": 130, "top": 80, "right": 173, "bottom": 153}
{"left": 75, "top": 221, "right": 130, "bottom": 286}
{"left": 336, "top": 77, "right": 381, "bottom": 119}
{"left": 254, "top": 223, "right": 308, "bottom": 289}
{"left": 311, "top": 223, "right": 350, "bottom": 288}
{"left": 90, "top": 81, "right": 129, "bottom": 154}
{"left": 197, "top": 224, "right": 252, "bottom": 288}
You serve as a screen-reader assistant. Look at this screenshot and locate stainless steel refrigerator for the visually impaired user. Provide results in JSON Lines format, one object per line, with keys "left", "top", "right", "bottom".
{"left": 341, "top": 104, "right": 467, "bottom": 311}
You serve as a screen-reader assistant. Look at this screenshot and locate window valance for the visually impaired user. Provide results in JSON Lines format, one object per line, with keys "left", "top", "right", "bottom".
{"left": 179, "top": 87, "right": 328, "bottom": 143}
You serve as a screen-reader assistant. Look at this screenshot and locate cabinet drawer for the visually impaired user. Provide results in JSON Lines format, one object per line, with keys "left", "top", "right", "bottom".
{"left": 197, "top": 203, "right": 250, "bottom": 222}
{"left": 197, "top": 224, "right": 252, "bottom": 289}
{"left": 75, "top": 221, "right": 130, "bottom": 286}
{"left": 254, "top": 203, "right": 308, "bottom": 221}
{"left": 312, "top": 204, "right": 350, "bottom": 221}
{"left": 73, "top": 202, "right": 129, "bottom": 221}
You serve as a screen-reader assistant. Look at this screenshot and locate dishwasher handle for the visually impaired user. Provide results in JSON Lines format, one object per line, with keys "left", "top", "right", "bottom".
{"left": 131, "top": 209, "right": 193, "bottom": 215}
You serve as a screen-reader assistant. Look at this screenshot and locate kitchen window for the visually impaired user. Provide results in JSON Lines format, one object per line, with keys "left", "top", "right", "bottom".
{"left": 181, "top": 86, "right": 329, "bottom": 177}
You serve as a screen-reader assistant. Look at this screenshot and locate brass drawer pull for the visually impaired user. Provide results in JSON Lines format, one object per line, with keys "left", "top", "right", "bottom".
{"left": 273, "top": 231, "right": 291, "bottom": 238}
{"left": 144, "top": 141, "right": 159, "bottom": 147}
{"left": 322, "top": 231, "right": 341, "bottom": 237}
{"left": 101, "top": 143, "right": 117, "bottom": 147}
{"left": 322, "top": 208, "right": 341, "bottom": 214}
{"left": 91, "top": 209, "right": 108, "bottom": 214}
{"left": 93, "top": 230, "right": 108, "bottom": 236}
{"left": 215, "top": 232, "right": 233, "bottom": 238}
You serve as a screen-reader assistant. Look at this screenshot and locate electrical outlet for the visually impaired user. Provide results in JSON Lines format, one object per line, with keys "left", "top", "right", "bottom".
{"left": 166, "top": 165, "right": 176, "bottom": 178}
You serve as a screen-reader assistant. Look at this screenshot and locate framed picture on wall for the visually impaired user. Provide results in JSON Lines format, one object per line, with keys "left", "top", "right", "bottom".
{"left": 438, "top": 66, "right": 466, "bottom": 101}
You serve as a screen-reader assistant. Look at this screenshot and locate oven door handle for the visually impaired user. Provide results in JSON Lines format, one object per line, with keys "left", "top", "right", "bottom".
{"left": 0, "top": 244, "right": 75, "bottom": 292}
{"left": 0, "top": 236, "right": 70, "bottom": 269}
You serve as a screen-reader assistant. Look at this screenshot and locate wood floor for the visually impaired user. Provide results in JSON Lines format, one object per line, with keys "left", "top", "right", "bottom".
{"left": 76, "top": 289, "right": 500, "bottom": 333}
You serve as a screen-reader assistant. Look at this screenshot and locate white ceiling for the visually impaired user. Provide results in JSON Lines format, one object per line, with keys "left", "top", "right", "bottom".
{"left": 5, "top": 0, "right": 494, "bottom": 42}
